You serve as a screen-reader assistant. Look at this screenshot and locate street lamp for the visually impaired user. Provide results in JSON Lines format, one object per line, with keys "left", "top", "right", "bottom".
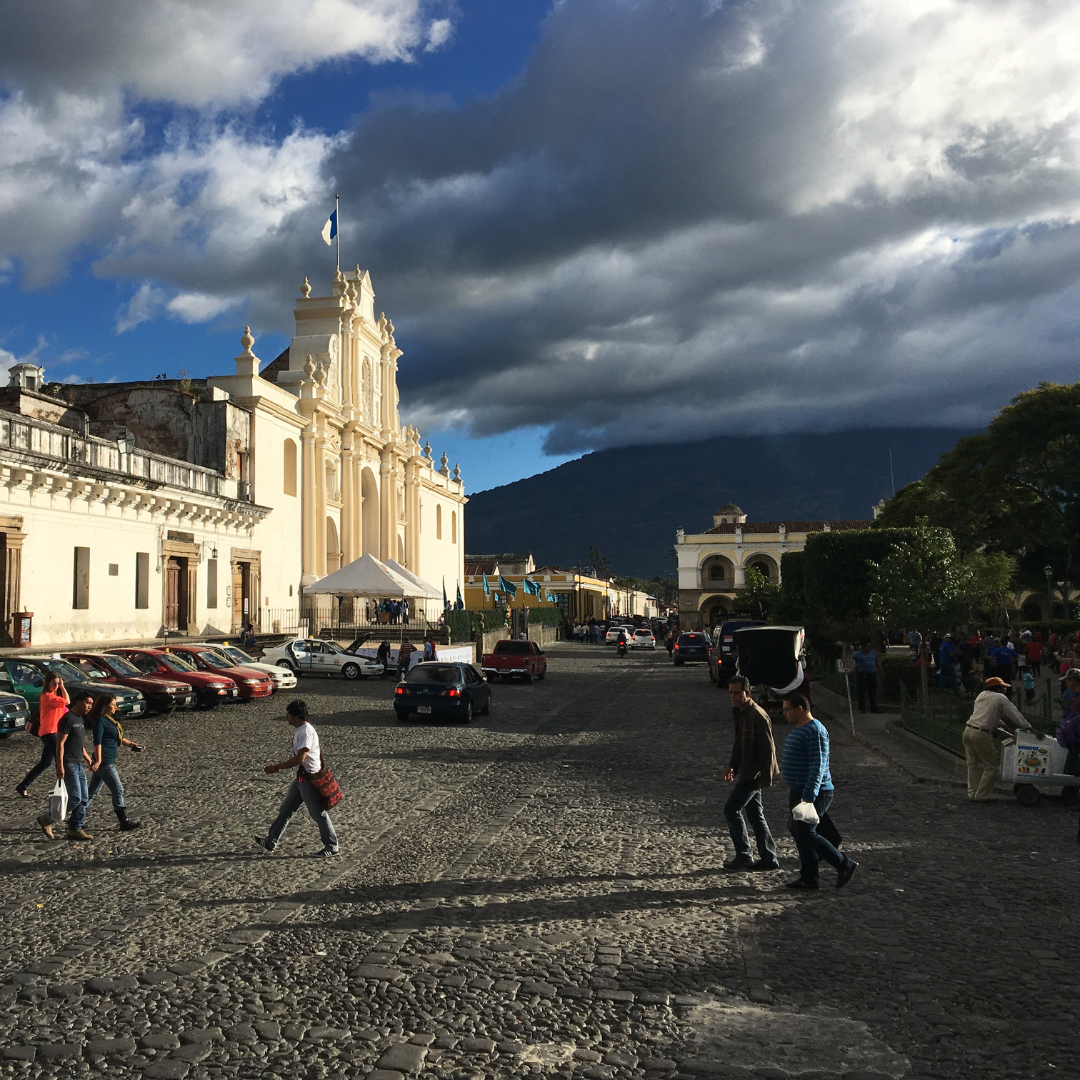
{"left": 1045, "top": 565, "right": 1053, "bottom": 620}
{"left": 116, "top": 431, "right": 136, "bottom": 457}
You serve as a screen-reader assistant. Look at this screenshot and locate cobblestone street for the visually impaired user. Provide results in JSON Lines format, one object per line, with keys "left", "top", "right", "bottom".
{"left": 0, "top": 643, "right": 1075, "bottom": 1080}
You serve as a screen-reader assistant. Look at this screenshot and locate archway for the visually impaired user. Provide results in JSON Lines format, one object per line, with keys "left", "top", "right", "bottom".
{"left": 361, "top": 467, "right": 379, "bottom": 557}
{"left": 700, "top": 554, "right": 734, "bottom": 589}
{"left": 326, "top": 517, "right": 340, "bottom": 572}
{"left": 744, "top": 554, "right": 778, "bottom": 583}
{"left": 700, "top": 594, "right": 733, "bottom": 628}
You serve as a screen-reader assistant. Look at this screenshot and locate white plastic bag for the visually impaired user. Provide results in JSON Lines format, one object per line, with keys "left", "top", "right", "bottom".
{"left": 792, "top": 800, "right": 819, "bottom": 825}
{"left": 48, "top": 780, "right": 68, "bottom": 824}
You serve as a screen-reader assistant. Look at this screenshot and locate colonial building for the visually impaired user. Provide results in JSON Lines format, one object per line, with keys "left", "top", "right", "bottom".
{"left": 676, "top": 502, "right": 871, "bottom": 628}
{"left": 0, "top": 268, "right": 466, "bottom": 645}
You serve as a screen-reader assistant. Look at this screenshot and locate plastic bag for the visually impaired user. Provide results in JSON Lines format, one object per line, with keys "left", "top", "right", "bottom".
{"left": 48, "top": 780, "right": 68, "bottom": 824}
{"left": 791, "top": 800, "right": 819, "bottom": 825}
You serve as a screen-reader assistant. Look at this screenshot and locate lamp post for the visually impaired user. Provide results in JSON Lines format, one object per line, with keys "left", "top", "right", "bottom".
{"left": 1045, "top": 565, "right": 1053, "bottom": 621}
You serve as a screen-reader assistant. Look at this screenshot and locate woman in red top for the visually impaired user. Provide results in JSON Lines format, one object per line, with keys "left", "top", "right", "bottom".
{"left": 15, "top": 672, "right": 69, "bottom": 797}
{"left": 1026, "top": 633, "right": 1043, "bottom": 678}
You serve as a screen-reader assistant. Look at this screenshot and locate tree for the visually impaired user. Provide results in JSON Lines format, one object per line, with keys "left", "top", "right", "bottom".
{"left": 733, "top": 566, "right": 782, "bottom": 620}
{"left": 588, "top": 545, "right": 611, "bottom": 577}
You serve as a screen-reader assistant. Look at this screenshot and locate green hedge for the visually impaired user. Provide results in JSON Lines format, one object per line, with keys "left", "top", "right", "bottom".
{"left": 526, "top": 607, "right": 563, "bottom": 627}
{"left": 445, "top": 608, "right": 512, "bottom": 641}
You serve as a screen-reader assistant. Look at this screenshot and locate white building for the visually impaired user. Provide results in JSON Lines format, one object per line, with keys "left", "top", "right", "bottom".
{"left": 0, "top": 269, "right": 466, "bottom": 646}
{"left": 676, "top": 502, "right": 871, "bottom": 628}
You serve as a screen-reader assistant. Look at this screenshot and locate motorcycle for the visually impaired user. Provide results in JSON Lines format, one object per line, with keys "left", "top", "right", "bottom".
{"left": 616, "top": 638, "right": 628, "bottom": 658}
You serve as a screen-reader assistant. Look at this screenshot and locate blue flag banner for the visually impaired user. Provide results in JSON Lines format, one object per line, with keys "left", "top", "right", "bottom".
{"left": 456, "top": 584, "right": 464, "bottom": 609}
{"left": 443, "top": 577, "right": 449, "bottom": 610}
{"left": 482, "top": 572, "right": 490, "bottom": 596}
{"left": 321, "top": 209, "right": 338, "bottom": 245}
{"left": 521, "top": 577, "right": 540, "bottom": 597}
{"left": 499, "top": 576, "right": 518, "bottom": 599}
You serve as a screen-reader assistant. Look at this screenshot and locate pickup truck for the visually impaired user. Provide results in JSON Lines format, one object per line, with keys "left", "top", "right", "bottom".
{"left": 481, "top": 640, "right": 548, "bottom": 683}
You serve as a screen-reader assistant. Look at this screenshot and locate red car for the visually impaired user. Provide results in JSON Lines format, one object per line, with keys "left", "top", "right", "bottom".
{"left": 167, "top": 644, "right": 274, "bottom": 700}
{"left": 109, "top": 648, "right": 239, "bottom": 708}
{"left": 62, "top": 653, "right": 197, "bottom": 715}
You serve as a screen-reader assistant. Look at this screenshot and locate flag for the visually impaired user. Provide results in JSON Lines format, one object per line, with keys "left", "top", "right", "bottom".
{"left": 499, "top": 576, "right": 518, "bottom": 599}
{"left": 443, "top": 577, "right": 449, "bottom": 610}
{"left": 482, "top": 572, "right": 490, "bottom": 596}
{"left": 522, "top": 577, "right": 540, "bottom": 597}
{"left": 321, "top": 209, "right": 338, "bottom": 246}
{"left": 456, "top": 584, "right": 463, "bottom": 609}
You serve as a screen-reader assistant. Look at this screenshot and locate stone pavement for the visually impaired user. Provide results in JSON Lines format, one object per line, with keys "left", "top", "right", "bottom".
{"left": 0, "top": 645, "right": 1076, "bottom": 1080}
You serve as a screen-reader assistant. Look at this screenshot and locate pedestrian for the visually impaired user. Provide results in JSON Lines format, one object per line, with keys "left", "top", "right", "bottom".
{"left": 376, "top": 639, "right": 393, "bottom": 677}
{"left": 780, "top": 692, "right": 858, "bottom": 890}
{"left": 15, "top": 671, "right": 69, "bottom": 798}
{"left": 423, "top": 633, "right": 438, "bottom": 662}
{"left": 988, "top": 638, "right": 1015, "bottom": 683}
{"left": 42, "top": 690, "right": 96, "bottom": 842}
{"left": 1026, "top": 632, "right": 1043, "bottom": 678}
{"left": 851, "top": 641, "right": 882, "bottom": 713}
{"left": 665, "top": 629, "right": 674, "bottom": 657}
{"left": 906, "top": 628, "right": 922, "bottom": 661}
{"left": 963, "top": 676, "right": 1033, "bottom": 801}
{"left": 937, "top": 634, "right": 960, "bottom": 692}
{"left": 722, "top": 676, "right": 779, "bottom": 871}
{"left": 397, "top": 637, "right": 415, "bottom": 679}
{"left": 1055, "top": 669, "right": 1080, "bottom": 775}
{"left": 85, "top": 694, "right": 144, "bottom": 832}
{"left": 255, "top": 700, "right": 339, "bottom": 858}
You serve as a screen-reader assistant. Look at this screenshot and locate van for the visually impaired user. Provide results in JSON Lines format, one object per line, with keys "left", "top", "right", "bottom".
{"left": 708, "top": 619, "right": 766, "bottom": 686}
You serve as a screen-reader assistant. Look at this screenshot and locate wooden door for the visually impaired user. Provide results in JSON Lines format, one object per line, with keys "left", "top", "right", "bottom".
{"left": 165, "top": 557, "right": 181, "bottom": 630}
{"left": 232, "top": 562, "right": 246, "bottom": 632}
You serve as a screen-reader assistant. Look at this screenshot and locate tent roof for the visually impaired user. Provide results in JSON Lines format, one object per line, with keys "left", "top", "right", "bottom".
{"left": 383, "top": 558, "right": 442, "bottom": 600}
{"left": 303, "top": 553, "right": 418, "bottom": 597}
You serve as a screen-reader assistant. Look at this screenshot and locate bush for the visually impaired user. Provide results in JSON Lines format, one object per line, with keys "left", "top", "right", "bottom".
{"left": 444, "top": 608, "right": 509, "bottom": 641}
{"left": 525, "top": 607, "right": 563, "bottom": 627}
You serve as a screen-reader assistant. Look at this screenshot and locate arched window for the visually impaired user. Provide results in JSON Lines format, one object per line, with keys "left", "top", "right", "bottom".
{"left": 451, "top": 511, "right": 457, "bottom": 544}
{"left": 283, "top": 439, "right": 297, "bottom": 496}
{"left": 436, "top": 504, "right": 442, "bottom": 540}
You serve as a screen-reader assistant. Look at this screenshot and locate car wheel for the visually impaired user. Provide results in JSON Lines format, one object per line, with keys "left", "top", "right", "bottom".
{"left": 342, "top": 662, "right": 361, "bottom": 680}
{"left": 395, "top": 709, "right": 409, "bottom": 722}
{"left": 480, "top": 694, "right": 491, "bottom": 716}
{"left": 277, "top": 659, "right": 298, "bottom": 674}
{"left": 462, "top": 700, "right": 474, "bottom": 724}
{"left": 1014, "top": 783, "right": 1039, "bottom": 806}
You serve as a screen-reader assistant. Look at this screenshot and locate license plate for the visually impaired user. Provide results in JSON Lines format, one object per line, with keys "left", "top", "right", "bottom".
{"left": 417, "top": 706, "right": 432, "bottom": 714}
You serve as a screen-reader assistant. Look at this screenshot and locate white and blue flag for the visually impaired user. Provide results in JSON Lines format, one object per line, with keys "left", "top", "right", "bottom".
{"left": 321, "top": 209, "right": 338, "bottom": 246}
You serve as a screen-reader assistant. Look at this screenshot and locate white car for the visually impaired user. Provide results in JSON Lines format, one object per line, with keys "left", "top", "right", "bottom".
{"left": 605, "top": 625, "right": 634, "bottom": 645}
{"left": 213, "top": 644, "right": 297, "bottom": 690}
{"left": 259, "top": 638, "right": 384, "bottom": 680}
{"left": 631, "top": 629, "right": 656, "bottom": 649}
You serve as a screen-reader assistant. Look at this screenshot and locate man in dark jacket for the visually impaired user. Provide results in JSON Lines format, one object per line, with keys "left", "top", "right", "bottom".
{"left": 722, "top": 676, "right": 780, "bottom": 871}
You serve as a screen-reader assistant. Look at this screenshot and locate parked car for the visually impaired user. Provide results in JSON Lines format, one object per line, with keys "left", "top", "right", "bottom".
{"left": 0, "top": 657, "right": 147, "bottom": 718}
{"left": 0, "top": 690, "right": 30, "bottom": 737}
{"left": 480, "top": 640, "right": 548, "bottom": 682}
{"left": 108, "top": 649, "right": 239, "bottom": 708}
{"left": 394, "top": 662, "right": 491, "bottom": 723}
{"left": 631, "top": 628, "right": 656, "bottom": 649}
{"left": 672, "top": 632, "right": 711, "bottom": 666}
{"left": 211, "top": 644, "right": 297, "bottom": 690}
{"left": 260, "top": 638, "right": 384, "bottom": 679}
{"left": 62, "top": 652, "right": 197, "bottom": 714}
{"left": 166, "top": 645, "right": 274, "bottom": 700}
{"left": 708, "top": 619, "right": 766, "bottom": 685}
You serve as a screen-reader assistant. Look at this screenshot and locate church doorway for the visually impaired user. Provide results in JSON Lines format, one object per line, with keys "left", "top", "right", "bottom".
{"left": 165, "top": 557, "right": 189, "bottom": 631}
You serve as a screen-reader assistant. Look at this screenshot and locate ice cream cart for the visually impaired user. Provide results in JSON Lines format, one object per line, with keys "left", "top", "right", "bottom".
{"left": 1000, "top": 731, "right": 1080, "bottom": 806}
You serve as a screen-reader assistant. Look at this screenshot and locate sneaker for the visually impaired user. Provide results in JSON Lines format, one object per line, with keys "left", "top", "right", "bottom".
{"left": 67, "top": 828, "right": 93, "bottom": 841}
{"left": 836, "top": 861, "right": 859, "bottom": 889}
{"left": 751, "top": 859, "right": 780, "bottom": 871}
{"left": 314, "top": 848, "right": 338, "bottom": 858}
{"left": 118, "top": 820, "right": 142, "bottom": 832}
{"left": 784, "top": 878, "right": 819, "bottom": 890}
{"left": 723, "top": 854, "right": 755, "bottom": 871}
{"left": 254, "top": 836, "right": 275, "bottom": 852}
{"left": 36, "top": 814, "right": 54, "bottom": 840}
{"left": 15, "top": 785, "right": 28, "bottom": 799}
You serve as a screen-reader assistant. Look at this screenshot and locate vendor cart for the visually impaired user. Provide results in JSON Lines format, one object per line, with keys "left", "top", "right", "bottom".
{"left": 731, "top": 625, "right": 810, "bottom": 718}
{"left": 1000, "top": 731, "right": 1080, "bottom": 806}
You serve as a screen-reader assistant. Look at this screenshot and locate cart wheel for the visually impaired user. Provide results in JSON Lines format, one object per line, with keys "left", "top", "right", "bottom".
{"left": 1062, "top": 786, "right": 1080, "bottom": 808}
{"left": 1014, "top": 783, "right": 1040, "bottom": 807}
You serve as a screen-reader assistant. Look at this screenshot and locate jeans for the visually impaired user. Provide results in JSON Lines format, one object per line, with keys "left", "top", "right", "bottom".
{"left": 855, "top": 672, "right": 878, "bottom": 712}
{"left": 63, "top": 763, "right": 89, "bottom": 830}
{"left": 723, "top": 779, "right": 777, "bottom": 863}
{"left": 265, "top": 775, "right": 338, "bottom": 853}
{"left": 937, "top": 660, "right": 959, "bottom": 692}
{"left": 19, "top": 733, "right": 56, "bottom": 792}
{"left": 87, "top": 763, "right": 126, "bottom": 815}
{"left": 788, "top": 789, "right": 854, "bottom": 884}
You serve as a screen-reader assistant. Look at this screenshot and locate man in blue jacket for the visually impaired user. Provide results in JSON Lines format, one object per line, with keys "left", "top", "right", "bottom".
{"left": 781, "top": 693, "right": 858, "bottom": 891}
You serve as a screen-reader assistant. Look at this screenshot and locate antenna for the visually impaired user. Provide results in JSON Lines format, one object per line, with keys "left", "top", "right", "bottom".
{"left": 889, "top": 449, "right": 895, "bottom": 496}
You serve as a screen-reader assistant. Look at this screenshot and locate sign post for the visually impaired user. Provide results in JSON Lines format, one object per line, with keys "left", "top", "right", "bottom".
{"left": 837, "top": 658, "right": 856, "bottom": 735}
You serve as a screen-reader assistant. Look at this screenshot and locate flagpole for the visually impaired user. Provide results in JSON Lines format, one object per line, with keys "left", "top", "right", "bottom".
{"left": 335, "top": 194, "right": 340, "bottom": 273}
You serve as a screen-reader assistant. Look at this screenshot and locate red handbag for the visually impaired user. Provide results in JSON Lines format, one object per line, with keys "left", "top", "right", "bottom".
{"left": 302, "top": 762, "right": 343, "bottom": 810}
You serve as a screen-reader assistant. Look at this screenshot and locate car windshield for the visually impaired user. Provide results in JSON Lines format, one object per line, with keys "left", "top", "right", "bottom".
{"left": 44, "top": 660, "right": 85, "bottom": 682}
{"left": 406, "top": 665, "right": 461, "bottom": 684}
{"left": 495, "top": 642, "right": 532, "bottom": 654}
{"left": 195, "top": 650, "right": 235, "bottom": 668}
{"left": 73, "top": 660, "right": 111, "bottom": 679}
{"left": 159, "top": 653, "right": 196, "bottom": 673}
{"left": 98, "top": 654, "right": 142, "bottom": 676}
{"left": 219, "top": 646, "right": 253, "bottom": 665}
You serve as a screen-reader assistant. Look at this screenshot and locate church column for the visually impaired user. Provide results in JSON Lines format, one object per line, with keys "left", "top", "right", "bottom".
{"left": 341, "top": 437, "right": 355, "bottom": 562}
{"left": 379, "top": 448, "right": 394, "bottom": 562}
{"left": 403, "top": 460, "right": 416, "bottom": 570}
{"left": 352, "top": 455, "right": 362, "bottom": 561}
{"left": 315, "top": 432, "right": 328, "bottom": 577}
{"left": 300, "top": 427, "right": 318, "bottom": 585}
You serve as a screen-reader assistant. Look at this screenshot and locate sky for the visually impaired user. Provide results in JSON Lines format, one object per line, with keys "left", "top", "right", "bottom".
{"left": 2, "top": 0, "right": 1080, "bottom": 493}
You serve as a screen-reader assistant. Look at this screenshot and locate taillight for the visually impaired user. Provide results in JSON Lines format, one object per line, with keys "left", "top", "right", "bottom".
{"left": 673, "top": 644, "right": 679, "bottom": 650}
{"left": 395, "top": 686, "right": 408, "bottom": 695}
{"left": 443, "top": 688, "right": 461, "bottom": 697}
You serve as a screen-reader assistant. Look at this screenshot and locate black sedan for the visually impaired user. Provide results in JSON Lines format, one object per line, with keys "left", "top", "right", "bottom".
{"left": 394, "top": 662, "right": 492, "bottom": 723}
{"left": 673, "top": 631, "right": 711, "bottom": 666}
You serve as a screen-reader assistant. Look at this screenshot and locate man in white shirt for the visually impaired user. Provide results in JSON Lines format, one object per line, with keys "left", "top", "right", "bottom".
{"left": 255, "top": 700, "right": 338, "bottom": 857}
{"left": 964, "top": 677, "right": 1033, "bottom": 801}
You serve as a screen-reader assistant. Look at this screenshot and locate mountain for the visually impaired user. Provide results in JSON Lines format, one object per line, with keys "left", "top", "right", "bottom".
{"left": 464, "top": 427, "right": 976, "bottom": 579}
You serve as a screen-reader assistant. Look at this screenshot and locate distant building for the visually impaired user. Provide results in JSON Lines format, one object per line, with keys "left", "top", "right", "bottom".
{"left": 675, "top": 502, "right": 872, "bottom": 628}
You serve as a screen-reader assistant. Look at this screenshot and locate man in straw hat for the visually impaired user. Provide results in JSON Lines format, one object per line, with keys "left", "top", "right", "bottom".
{"left": 963, "top": 676, "right": 1033, "bottom": 801}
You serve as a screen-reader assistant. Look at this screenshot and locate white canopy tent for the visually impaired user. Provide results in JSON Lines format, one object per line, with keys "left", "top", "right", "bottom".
{"left": 383, "top": 558, "right": 442, "bottom": 601}
{"left": 303, "top": 553, "right": 418, "bottom": 598}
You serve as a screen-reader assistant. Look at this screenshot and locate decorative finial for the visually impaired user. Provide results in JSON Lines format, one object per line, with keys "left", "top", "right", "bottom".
{"left": 240, "top": 326, "right": 254, "bottom": 354}
{"left": 423, "top": 440, "right": 432, "bottom": 459}
{"left": 346, "top": 279, "right": 357, "bottom": 302}
{"left": 301, "top": 276, "right": 311, "bottom": 298}
{"left": 303, "top": 354, "right": 316, "bottom": 380}
{"left": 439, "top": 451, "right": 449, "bottom": 475}
{"left": 355, "top": 264, "right": 362, "bottom": 277}
{"left": 452, "top": 463, "right": 461, "bottom": 481}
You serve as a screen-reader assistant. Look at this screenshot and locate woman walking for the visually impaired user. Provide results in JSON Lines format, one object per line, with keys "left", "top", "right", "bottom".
{"left": 85, "top": 694, "right": 144, "bottom": 832}
{"left": 15, "top": 672, "right": 69, "bottom": 798}
{"left": 255, "top": 700, "right": 338, "bottom": 858}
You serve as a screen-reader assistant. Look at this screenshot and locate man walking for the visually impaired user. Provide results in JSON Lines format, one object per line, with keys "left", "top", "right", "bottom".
{"left": 397, "top": 637, "right": 416, "bottom": 679}
{"left": 780, "top": 693, "right": 858, "bottom": 890}
{"left": 45, "top": 690, "right": 96, "bottom": 842}
{"left": 722, "top": 676, "right": 779, "bottom": 871}
{"left": 963, "top": 676, "right": 1032, "bottom": 801}
{"left": 851, "top": 642, "right": 881, "bottom": 713}
{"left": 255, "top": 700, "right": 338, "bottom": 858}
